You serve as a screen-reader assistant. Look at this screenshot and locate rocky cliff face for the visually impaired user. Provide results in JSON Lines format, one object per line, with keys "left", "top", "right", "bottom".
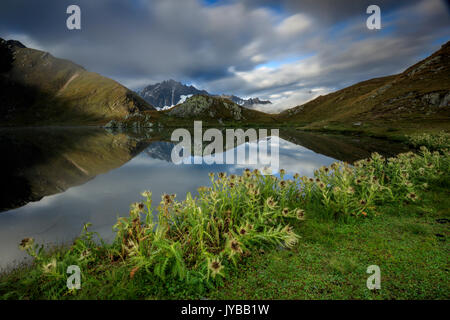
{"left": 0, "top": 38, "right": 155, "bottom": 126}
{"left": 139, "top": 80, "right": 208, "bottom": 109}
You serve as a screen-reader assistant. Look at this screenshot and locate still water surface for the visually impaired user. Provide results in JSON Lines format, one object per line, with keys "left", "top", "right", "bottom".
{"left": 0, "top": 127, "right": 409, "bottom": 270}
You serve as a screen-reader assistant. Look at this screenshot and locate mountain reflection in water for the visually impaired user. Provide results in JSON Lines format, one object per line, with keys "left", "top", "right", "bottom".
{"left": 0, "top": 127, "right": 409, "bottom": 270}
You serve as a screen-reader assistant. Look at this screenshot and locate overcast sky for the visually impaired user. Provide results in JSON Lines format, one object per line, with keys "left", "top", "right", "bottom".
{"left": 1, "top": 0, "right": 449, "bottom": 112}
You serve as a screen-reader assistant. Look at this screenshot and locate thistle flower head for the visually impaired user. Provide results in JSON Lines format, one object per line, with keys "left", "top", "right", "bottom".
{"left": 228, "top": 238, "right": 243, "bottom": 255}
{"left": 296, "top": 209, "right": 305, "bottom": 220}
{"left": 19, "top": 237, "right": 34, "bottom": 251}
{"left": 208, "top": 258, "right": 224, "bottom": 278}
{"left": 162, "top": 193, "right": 175, "bottom": 205}
{"left": 42, "top": 258, "right": 57, "bottom": 273}
{"left": 266, "top": 196, "right": 277, "bottom": 209}
{"left": 131, "top": 202, "right": 144, "bottom": 212}
{"left": 407, "top": 192, "right": 418, "bottom": 201}
{"left": 141, "top": 190, "right": 152, "bottom": 198}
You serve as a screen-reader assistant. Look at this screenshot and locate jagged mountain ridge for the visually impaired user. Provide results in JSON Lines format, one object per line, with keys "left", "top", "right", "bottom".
{"left": 139, "top": 79, "right": 208, "bottom": 110}
{"left": 138, "top": 80, "right": 271, "bottom": 109}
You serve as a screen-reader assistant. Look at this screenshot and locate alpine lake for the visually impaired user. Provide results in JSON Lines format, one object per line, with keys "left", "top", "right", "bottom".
{"left": 0, "top": 126, "right": 410, "bottom": 270}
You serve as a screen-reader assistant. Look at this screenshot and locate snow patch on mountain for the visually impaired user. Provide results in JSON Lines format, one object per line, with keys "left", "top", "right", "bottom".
{"left": 156, "top": 94, "right": 193, "bottom": 111}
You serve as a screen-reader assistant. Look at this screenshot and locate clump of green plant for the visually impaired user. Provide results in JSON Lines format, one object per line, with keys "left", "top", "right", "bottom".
{"left": 300, "top": 146, "right": 449, "bottom": 220}
{"left": 111, "top": 170, "right": 303, "bottom": 289}
{"left": 407, "top": 131, "right": 450, "bottom": 151}
{"left": 2, "top": 145, "right": 448, "bottom": 299}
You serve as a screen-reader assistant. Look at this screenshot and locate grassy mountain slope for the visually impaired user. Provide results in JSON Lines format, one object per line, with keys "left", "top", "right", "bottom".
{"left": 0, "top": 38, "right": 155, "bottom": 126}
{"left": 278, "top": 41, "right": 450, "bottom": 136}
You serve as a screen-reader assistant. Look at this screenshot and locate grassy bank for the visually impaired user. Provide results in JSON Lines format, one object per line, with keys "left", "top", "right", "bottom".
{"left": 291, "top": 120, "right": 450, "bottom": 142}
{"left": 0, "top": 133, "right": 449, "bottom": 300}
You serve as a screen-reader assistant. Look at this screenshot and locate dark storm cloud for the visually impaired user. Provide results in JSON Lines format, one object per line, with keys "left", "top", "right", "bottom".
{"left": 0, "top": 0, "right": 272, "bottom": 82}
{"left": 0, "top": 0, "right": 449, "bottom": 111}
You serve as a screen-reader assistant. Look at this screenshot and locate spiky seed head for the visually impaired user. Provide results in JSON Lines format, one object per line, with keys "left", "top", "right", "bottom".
{"left": 19, "top": 237, "right": 34, "bottom": 251}
{"left": 296, "top": 209, "right": 305, "bottom": 220}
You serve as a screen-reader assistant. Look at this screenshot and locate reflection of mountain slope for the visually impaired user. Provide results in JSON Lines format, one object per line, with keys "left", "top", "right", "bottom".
{"left": 142, "top": 129, "right": 409, "bottom": 165}
{"left": 0, "top": 128, "right": 150, "bottom": 212}
{"left": 1, "top": 127, "right": 410, "bottom": 212}
{"left": 144, "top": 142, "right": 175, "bottom": 162}
{"left": 279, "top": 130, "right": 409, "bottom": 163}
